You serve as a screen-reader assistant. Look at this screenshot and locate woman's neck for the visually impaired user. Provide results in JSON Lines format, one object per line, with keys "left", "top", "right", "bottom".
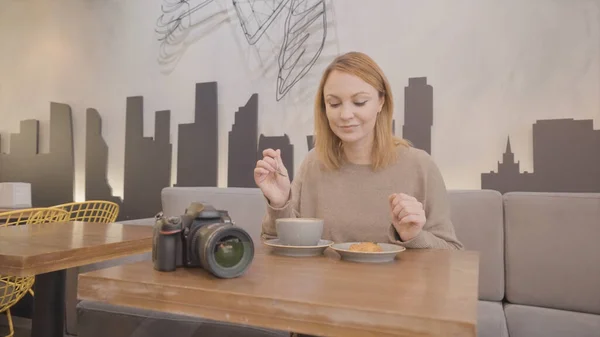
{"left": 343, "top": 137, "right": 373, "bottom": 165}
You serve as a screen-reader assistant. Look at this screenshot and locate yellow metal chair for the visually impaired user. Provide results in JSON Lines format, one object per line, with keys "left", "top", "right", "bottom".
{"left": 0, "top": 207, "right": 69, "bottom": 337}
{"left": 51, "top": 200, "right": 119, "bottom": 223}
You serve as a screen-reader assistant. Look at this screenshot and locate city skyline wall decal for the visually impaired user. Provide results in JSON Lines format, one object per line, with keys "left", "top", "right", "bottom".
{"left": 2, "top": 77, "right": 600, "bottom": 221}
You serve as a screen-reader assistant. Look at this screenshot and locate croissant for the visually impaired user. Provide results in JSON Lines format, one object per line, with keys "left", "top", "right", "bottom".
{"left": 349, "top": 242, "right": 383, "bottom": 252}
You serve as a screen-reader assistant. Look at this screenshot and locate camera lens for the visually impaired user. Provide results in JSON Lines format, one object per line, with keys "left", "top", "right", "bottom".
{"left": 213, "top": 236, "right": 244, "bottom": 268}
{"left": 198, "top": 224, "right": 254, "bottom": 279}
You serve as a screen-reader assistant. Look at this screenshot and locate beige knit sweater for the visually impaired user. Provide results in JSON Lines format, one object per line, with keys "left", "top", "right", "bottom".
{"left": 261, "top": 145, "right": 464, "bottom": 250}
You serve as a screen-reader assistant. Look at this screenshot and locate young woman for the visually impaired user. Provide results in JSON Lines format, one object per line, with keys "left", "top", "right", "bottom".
{"left": 254, "top": 51, "right": 463, "bottom": 250}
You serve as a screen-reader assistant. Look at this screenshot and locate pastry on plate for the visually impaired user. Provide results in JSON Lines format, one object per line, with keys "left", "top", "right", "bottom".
{"left": 349, "top": 242, "right": 383, "bottom": 252}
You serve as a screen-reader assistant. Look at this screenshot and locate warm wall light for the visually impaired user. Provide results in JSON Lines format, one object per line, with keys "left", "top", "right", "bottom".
{"left": 74, "top": 176, "right": 85, "bottom": 202}
{"left": 74, "top": 171, "right": 124, "bottom": 202}
{"left": 70, "top": 222, "right": 84, "bottom": 248}
{"left": 107, "top": 222, "right": 124, "bottom": 242}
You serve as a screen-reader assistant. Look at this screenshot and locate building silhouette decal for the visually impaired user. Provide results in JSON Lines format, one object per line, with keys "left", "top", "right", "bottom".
{"left": 228, "top": 94, "right": 259, "bottom": 188}
{"left": 481, "top": 137, "right": 534, "bottom": 194}
{"left": 0, "top": 103, "right": 74, "bottom": 207}
{"left": 307, "top": 135, "right": 315, "bottom": 151}
{"left": 402, "top": 77, "right": 433, "bottom": 154}
{"left": 176, "top": 82, "right": 219, "bottom": 187}
{"left": 121, "top": 96, "right": 172, "bottom": 220}
{"left": 258, "top": 134, "right": 294, "bottom": 181}
{"left": 85, "top": 108, "right": 123, "bottom": 208}
{"left": 482, "top": 118, "right": 600, "bottom": 194}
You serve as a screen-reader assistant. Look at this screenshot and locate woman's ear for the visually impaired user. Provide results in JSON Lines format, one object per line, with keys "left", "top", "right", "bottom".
{"left": 378, "top": 95, "right": 385, "bottom": 113}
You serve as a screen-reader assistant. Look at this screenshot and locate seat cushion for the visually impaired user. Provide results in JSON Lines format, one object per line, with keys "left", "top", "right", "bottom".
{"left": 76, "top": 300, "right": 289, "bottom": 337}
{"left": 161, "top": 187, "right": 267, "bottom": 242}
{"left": 503, "top": 192, "right": 600, "bottom": 314}
{"left": 448, "top": 190, "right": 504, "bottom": 301}
{"left": 477, "top": 301, "right": 508, "bottom": 337}
{"left": 505, "top": 304, "right": 600, "bottom": 337}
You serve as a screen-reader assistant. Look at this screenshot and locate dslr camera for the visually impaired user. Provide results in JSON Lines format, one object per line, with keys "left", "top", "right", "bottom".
{"left": 152, "top": 202, "right": 254, "bottom": 278}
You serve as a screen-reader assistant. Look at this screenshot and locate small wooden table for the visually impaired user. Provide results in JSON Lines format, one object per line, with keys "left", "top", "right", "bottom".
{"left": 0, "top": 221, "right": 153, "bottom": 337}
{"left": 78, "top": 247, "right": 479, "bottom": 337}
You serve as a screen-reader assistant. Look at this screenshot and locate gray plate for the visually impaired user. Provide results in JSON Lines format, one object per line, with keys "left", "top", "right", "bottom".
{"left": 263, "top": 239, "right": 333, "bottom": 257}
{"left": 330, "top": 242, "right": 406, "bottom": 263}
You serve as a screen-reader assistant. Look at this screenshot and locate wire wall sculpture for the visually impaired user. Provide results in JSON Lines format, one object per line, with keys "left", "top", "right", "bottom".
{"left": 155, "top": 0, "right": 329, "bottom": 101}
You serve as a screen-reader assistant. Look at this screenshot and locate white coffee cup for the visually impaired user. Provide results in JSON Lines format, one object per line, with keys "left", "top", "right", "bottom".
{"left": 275, "top": 218, "right": 323, "bottom": 246}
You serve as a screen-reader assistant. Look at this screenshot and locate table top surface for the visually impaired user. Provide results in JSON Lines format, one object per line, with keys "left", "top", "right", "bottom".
{"left": 78, "top": 246, "right": 479, "bottom": 337}
{"left": 0, "top": 221, "right": 154, "bottom": 276}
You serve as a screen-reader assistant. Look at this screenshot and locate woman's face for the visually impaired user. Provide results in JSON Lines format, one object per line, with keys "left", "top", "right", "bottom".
{"left": 323, "top": 70, "right": 384, "bottom": 147}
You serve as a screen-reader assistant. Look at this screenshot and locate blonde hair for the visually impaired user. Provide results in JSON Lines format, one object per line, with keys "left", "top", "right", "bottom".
{"left": 313, "top": 51, "right": 410, "bottom": 171}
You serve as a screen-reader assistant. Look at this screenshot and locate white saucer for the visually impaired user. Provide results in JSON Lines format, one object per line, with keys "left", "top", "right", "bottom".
{"left": 263, "top": 239, "right": 333, "bottom": 257}
{"left": 330, "top": 242, "right": 406, "bottom": 263}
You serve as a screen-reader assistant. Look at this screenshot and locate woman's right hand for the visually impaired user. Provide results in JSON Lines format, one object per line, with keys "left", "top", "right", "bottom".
{"left": 254, "top": 148, "right": 291, "bottom": 208}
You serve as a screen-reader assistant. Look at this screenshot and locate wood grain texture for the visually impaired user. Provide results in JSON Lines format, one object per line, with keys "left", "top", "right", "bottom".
{"left": 0, "top": 221, "right": 153, "bottom": 276}
{"left": 78, "top": 247, "right": 479, "bottom": 337}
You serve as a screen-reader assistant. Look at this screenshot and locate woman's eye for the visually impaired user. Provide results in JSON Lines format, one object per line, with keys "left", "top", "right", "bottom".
{"left": 354, "top": 101, "right": 367, "bottom": 106}
{"left": 329, "top": 102, "right": 341, "bottom": 108}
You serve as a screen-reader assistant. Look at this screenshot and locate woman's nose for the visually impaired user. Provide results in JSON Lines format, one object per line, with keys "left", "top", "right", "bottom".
{"left": 340, "top": 104, "right": 353, "bottom": 120}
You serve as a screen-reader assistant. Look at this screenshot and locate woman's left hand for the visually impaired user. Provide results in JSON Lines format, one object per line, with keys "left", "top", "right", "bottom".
{"left": 388, "top": 193, "right": 426, "bottom": 241}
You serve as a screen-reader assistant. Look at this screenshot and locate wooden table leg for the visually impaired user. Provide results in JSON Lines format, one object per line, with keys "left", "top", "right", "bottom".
{"left": 31, "top": 270, "right": 65, "bottom": 337}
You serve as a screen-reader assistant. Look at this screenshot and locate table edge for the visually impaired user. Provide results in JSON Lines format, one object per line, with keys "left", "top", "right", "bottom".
{"left": 0, "top": 238, "right": 152, "bottom": 276}
{"left": 78, "top": 265, "right": 478, "bottom": 337}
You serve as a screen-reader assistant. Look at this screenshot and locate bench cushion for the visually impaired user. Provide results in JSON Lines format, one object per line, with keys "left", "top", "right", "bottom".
{"left": 505, "top": 304, "right": 600, "bottom": 337}
{"left": 448, "top": 190, "right": 504, "bottom": 301}
{"left": 477, "top": 301, "right": 508, "bottom": 337}
{"left": 504, "top": 192, "right": 600, "bottom": 314}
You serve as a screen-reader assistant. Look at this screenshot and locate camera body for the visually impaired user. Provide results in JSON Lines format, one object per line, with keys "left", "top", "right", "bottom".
{"left": 152, "top": 202, "right": 254, "bottom": 278}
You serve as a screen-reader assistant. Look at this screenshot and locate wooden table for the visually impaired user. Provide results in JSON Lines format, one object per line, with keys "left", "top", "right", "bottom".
{"left": 78, "top": 247, "right": 479, "bottom": 337}
{"left": 0, "top": 221, "right": 154, "bottom": 337}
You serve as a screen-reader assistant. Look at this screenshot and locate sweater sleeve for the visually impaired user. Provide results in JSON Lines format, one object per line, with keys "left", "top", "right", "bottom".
{"left": 260, "top": 154, "right": 309, "bottom": 240}
{"left": 388, "top": 152, "right": 464, "bottom": 250}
